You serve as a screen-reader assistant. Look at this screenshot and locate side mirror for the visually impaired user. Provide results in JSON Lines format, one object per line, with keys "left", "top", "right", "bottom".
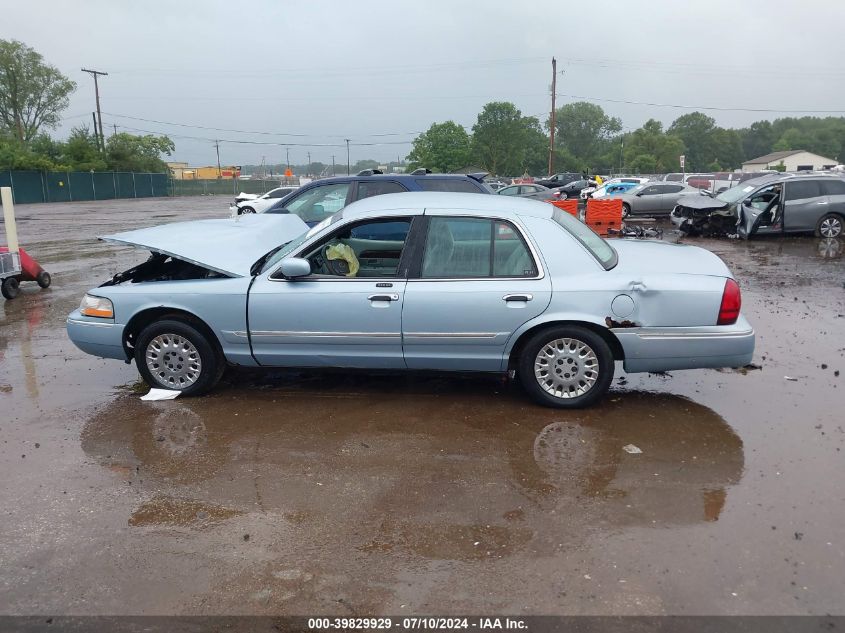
{"left": 277, "top": 257, "right": 311, "bottom": 279}
{"left": 742, "top": 199, "right": 752, "bottom": 207}
{"left": 635, "top": 191, "right": 644, "bottom": 197}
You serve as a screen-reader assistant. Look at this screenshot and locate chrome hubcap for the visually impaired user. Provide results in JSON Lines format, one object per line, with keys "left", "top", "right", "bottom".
{"left": 534, "top": 338, "right": 599, "bottom": 399}
{"left": 820, "top": 217, "right": 842, "bottom": 238}
{"left": 145, "top": 334, "right": 202, "bottom": 389}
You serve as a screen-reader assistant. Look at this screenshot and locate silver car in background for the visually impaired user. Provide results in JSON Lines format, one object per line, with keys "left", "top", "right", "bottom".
{"left": 616, "top": 182, "right": 701, "bottom": 217}
{"left": 67, "top": 193, "right": 754, "bottom": 408}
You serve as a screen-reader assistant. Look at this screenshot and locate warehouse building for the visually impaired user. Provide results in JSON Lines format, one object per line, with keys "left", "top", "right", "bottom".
{"left": 741, "top": 150, "right": 837, "bottom": 173}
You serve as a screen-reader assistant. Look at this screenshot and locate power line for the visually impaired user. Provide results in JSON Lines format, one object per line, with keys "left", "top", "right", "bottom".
{"left": 102, "top": 112, "right": 424, "bottom": 139}
{"left": 554, "top": 93, "right": 845, "bottom": 114}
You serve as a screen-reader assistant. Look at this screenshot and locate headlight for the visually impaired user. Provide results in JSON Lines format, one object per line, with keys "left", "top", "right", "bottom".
{"left": 80, "top": 294, "right": 114, "bottom": 318}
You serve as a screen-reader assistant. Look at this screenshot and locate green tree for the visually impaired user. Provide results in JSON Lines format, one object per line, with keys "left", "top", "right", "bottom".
{"left": 472, "top": 102, "right": 544, "bottom": 175}
{"left": 667, "top": 112, "right": 719, "bottom": 171}
{"left": 739, "top": 120, "right": 776, "bottom": 160}
{"left": 551, "top": 101, "right": 621, "bottom": 171}
{"left": 406, "top": 121, "right": 472, "bottom": 172}
{"left": 0, "top": 39, "right": 76, "bottom": 142}
{"left": 712, "top": 128, "right": 744, "bottom": 170}
{"left": 772, "top": 127, "right": 813, "bottom": 152}
{"left": 62, "top": 126, "right": 107, "bottom": 171}
{"left": 622, "top": 119, "right": 685, "bottom": 173}
{"left": 105, "top": 132, "right": 174, "bottom": 172}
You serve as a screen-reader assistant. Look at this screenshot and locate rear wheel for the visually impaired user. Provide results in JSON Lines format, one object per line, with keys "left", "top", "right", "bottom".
{"left": 1, "top": 277, "right": 20, "bottom": 300}
{"left": 816, "top": 213, "right": 843, "bottom": 238}
{"left": 36, "top": 271, "right": 51, "bottom": 288}
{"left": 518, "top": 325, "right": 614, "bottom": 409}
{"left": 621, "top": 204, "right": 631, "bottom": 219}
{"left": 135, "top": 319, "right": 222, "bottom": 396}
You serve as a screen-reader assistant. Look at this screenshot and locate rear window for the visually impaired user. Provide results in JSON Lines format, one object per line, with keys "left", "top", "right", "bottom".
{"left": 551, "top": 209, "right": 617, "bottom": 270}
{"left": 415, "top": 178, "right": 483, "bottom": 193}
{"left": 356, "top": 180, "right": 407, "bottom": 199}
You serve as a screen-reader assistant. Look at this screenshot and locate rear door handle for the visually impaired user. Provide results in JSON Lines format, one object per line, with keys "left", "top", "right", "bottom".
{"left": 503, "top": 293, "right": 533, "bottom": 302}
{"left": 368, "top": 294, "right": 399, "bottom": 302}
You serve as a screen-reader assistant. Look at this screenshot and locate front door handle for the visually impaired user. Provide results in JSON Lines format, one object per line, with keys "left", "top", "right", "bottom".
{"left": 503, "top": 293, "right": 533, "bottom": 302}
{"left": 368, "top": 294, "right": 399, "bottom": 302}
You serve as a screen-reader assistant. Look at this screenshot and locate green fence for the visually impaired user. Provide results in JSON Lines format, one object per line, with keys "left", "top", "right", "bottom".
{"left": 0, "top": 170, "right": 169, "bottom": 204}
{"left": 169, "top": 177, "right": 287, "bottom": 197}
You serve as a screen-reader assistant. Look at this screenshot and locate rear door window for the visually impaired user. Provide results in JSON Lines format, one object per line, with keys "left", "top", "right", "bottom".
{"left": 355, "top": 180, "right": 407, "bottom": 200}
{"left": 415, "top": 178, "right": 484, "bottom": 193}
{"left": 785, "top": 180, "right": 822, "bottom": 201}
{"left": 421, "top": 217, "right": 536, "bottom": 278}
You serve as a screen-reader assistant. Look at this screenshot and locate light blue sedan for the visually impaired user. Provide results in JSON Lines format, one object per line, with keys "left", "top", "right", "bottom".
{"left": 67, "top": 193, "right": 754, "bottom": 408}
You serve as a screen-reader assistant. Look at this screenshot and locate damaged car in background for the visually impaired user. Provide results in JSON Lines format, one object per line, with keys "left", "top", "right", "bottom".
{"left": 67, "top": 193, "right": 754, "bottom": 409}
{"left": 671, "top": 172, "right": 845, "bottom": 238}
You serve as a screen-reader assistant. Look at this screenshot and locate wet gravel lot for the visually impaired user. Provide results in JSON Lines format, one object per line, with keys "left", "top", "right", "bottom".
{"left": 1, "top": 196, "right": 843, "bottom": 615}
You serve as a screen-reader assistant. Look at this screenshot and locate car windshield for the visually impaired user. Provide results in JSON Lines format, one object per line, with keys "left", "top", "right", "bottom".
{"left": 551, "top": 209, "right": 617, "bottom": 269}
{"left": 257, "top": 217, "right": 335, "bottom": 274}
{"left": 716, "top": 184, "right": 758, "bottom": 205}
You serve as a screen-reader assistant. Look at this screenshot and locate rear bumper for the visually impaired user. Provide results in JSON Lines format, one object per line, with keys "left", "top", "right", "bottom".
{"left": 66, "top": 310, "right": 128, "bottom": 361}
{"left": 612, "top": 315, "right": 755, "bottom": 373}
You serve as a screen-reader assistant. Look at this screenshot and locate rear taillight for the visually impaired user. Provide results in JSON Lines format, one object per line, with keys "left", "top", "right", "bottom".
{"left": 717, "top": 278, "right": 741, "bottom": 325}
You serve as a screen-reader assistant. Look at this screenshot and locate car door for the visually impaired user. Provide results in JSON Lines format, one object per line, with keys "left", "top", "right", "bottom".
{"left": 633, "top": 184, "right": 663, "bottom": 212}
{"left": 783, "top": 180, "right": 824, "bottom": 232}
{"left": 659, "top": 184, "right": 687, "bottom": 211}
{"left": 247, "top": 213, "right": 421, "bottom": 368}
{"left": 401, "top": 214, "right": 552, "bottom": 371}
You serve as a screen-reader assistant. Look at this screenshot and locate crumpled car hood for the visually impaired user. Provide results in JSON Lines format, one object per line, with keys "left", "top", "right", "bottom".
{"left": 675, "top": 194, "right": 729, "bottom": 211}
{"left": 100, "top": 214, "right": 309, "bottom": 277}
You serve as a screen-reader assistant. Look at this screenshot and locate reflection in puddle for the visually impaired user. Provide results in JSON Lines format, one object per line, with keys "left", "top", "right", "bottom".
{"left": 129, "top": 494, "right": 243, "bottom": 527}
{"left": 82, "top": 374, "right": 744, "bottom": 557}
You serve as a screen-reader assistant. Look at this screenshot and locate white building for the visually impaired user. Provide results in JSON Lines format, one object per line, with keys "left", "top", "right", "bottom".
{"left": 741, "top": 150, "right": 837, "bottom": 173}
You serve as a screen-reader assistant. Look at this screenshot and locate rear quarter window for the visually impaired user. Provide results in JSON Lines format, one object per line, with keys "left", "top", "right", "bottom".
{"left": 551, "top": 209, "right": 617, "bottom": 270}
{"left": 415, "top": 178, "right": 484, "bottom": 193}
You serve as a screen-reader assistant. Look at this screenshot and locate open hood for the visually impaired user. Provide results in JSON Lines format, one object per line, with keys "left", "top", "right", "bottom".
{"left": 100, "top": 214, "right": 309, "bottom": 277}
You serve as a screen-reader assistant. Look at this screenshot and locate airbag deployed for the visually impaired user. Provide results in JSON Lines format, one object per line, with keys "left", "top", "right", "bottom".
{"left": 326, "top": 243, "right": 360, "bottom": 277}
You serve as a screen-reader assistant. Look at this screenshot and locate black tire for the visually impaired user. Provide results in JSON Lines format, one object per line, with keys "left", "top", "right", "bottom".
{"left": 815, "top": 213, "right": 843, "bottom": 238}
{"left": 135, "top": 319, "right": 223, "bottom": 396}
{"left": 239, "top": 206, "right": 255, "bottom": 215}
{"left": 621, "top": 204, "right": 631, "bottom": 219}
{"left": 517, "top": 325, "right": 614, "bottom": 409}
{"left": 2, "top": 276, "right": 20, "bottom": 300}
{"left": 36, "top": 271, "right": 51, "bottom": 288}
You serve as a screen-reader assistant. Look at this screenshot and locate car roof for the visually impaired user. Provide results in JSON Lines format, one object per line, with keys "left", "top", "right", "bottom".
{"left": 306, "top": 173, "right": 479, "bottom": 185}
{"left": 740, "top": 171, "right": 845, "bottom": 188}
{"left": 338, "top": 191, "right": 556, "bottom": 220}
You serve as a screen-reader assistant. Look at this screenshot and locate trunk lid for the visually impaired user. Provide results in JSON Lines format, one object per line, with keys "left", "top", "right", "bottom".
{"left": 611, "top": 239, "right": 731, "bottom": 278}
{"left": 100, "top": 214, "right": 309, "bottom": 277}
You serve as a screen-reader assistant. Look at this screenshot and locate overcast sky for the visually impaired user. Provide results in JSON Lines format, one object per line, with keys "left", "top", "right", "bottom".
{"left": 3, "top": 0, "right": 843, "bottom": 167}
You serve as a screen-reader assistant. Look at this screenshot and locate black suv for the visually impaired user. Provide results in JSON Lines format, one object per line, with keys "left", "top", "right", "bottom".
{"left": 264, "top": 170, "right": 491, "bottom": 226}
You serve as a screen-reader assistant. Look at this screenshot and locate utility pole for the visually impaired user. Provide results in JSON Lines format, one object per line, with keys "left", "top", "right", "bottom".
{"left": 345, "top": 139, "right": 350, "bottom": 175}
{"left": 113, "top": 123, "right": 118, "bottom": 136}
{"left": 548, "top": 57, "right": 557, "bottom": 177}
{"left": 91, "top": 112, "right": 99, "bottom": 143}
{"left": 215, "top": 140, "right": 222, "bottom": 178}
{"left": 307, "top": 151, "right": 311, "bottom": 176}
{"left": 332, "top": 155, "right": 336, "bottom": 176}
{"left": 286, "top": 147, "right": 290, "bottom": 170}
{"left": 81, "top": 68, "right": 108, "bottom": 151}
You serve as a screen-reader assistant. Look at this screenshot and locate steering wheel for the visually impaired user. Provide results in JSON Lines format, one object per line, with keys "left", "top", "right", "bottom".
{"left": 321, "top": 244, "right": 351, "bottom": 276}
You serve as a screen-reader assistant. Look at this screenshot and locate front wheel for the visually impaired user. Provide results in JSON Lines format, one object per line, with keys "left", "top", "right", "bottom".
{"left": 36, "top": 271, "right": 51, "bottom": 288}
{"left": 135, "top": 319, "right": 223, "bottom": 396}
{"left": 816, "top": 213, "right": 843, "bottom": 238}
{"left": 239, "top": 206, "right": 256, "bottom": 215}
{"left": 1, "top": 276, "right": 20, "bottom": 300}
{"left": 518, "top": 325, "right": 614, "bottom": 409}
